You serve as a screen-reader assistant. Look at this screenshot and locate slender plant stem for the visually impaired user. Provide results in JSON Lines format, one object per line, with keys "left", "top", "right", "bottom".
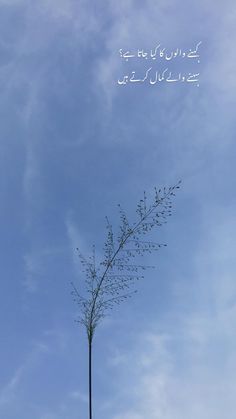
{"left": 89, "top": 339, "right": 92, "bottom": 419}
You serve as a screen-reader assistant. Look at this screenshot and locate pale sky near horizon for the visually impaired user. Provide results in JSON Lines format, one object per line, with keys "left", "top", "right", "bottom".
{"left": 1, "top": 1, "right": 236, "bottom": 418}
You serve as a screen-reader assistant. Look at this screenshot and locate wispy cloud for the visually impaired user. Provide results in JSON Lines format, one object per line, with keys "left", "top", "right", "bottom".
{"left": 0, "top": 365, "right": 25, "bottom": 407}
{"left": 23, "top": 251, "right": 42, "bottom": 292}
{"left": 23, "top": 246, "right": 66, "bottom": 292}
{"left": 69, "top": 389, "right": 88, "bottom": 403}
{"left": 100, "top": 206, "right": 236, "bottom": 419}
{"left": 1, "top": 1, "right": 235, "bottom": 419}
{"left": 0, "top": 341, "right": 49, "bottom": 408}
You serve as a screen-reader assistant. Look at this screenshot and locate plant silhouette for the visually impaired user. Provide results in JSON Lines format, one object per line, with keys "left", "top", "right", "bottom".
{"left": 71, "top": 181, "right": 181, "bottom": 419}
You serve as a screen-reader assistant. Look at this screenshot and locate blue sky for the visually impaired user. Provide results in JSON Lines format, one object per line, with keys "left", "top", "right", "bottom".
{"left": 0, "top": 1, "right": 236, "bottom": 418}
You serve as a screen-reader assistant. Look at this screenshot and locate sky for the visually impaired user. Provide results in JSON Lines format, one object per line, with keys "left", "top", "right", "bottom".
{"left": 0, "top": 1, "right": 236, "bottom": 418}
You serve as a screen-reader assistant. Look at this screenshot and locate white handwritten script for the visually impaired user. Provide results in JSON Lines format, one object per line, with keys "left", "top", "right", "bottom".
{"left": 117, "top": 41, "right": 202, "bottom": 87}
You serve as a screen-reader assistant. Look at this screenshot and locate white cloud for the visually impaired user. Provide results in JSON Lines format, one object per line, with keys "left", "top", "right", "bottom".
{"left": 0, "top": 341, "right": 49, "bottom": 408}
{"left": 0, "top": 365, "right": 24, "bottom": 407}
{"left": 203, "top": 4, "right": 236, "bottom": 102}
{"left": 98, "top": 205, "right": 236, "bottom": 419}
{"left": 0, "top": 0, "right": 100, "bottom": 219}
{"left": 69, "top": 389, "right": 88, "bottom": 403}
{"left": 23, "top": 251, "right": 42, "bottom": 292}
{"left": 23, "top": 246, "right": 66, "bottom": 292}
{"left": 93, "top": 0, "right": 236, "bottom": 126}
{"left": 108, "top": 325, "right": 236, "bottom": 418}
